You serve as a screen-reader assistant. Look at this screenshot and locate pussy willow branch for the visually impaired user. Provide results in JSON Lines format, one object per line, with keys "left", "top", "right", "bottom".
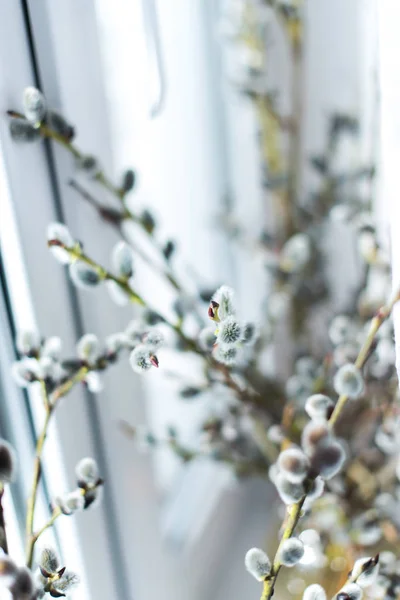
{"left": 0, "top": 484, "right": 8, "bottom": 554}
{"left": 49, "top": 239, "right": 265, "bottom": 402}
{"left": 50, "top": 241, "right": 279, "bottom": 461}
{"left": 329, "top": 289, "right": 400, "bottom": 429}
{"left": 31, "top": 507, "right": 62, "bottom": 548}
{"left": 8, "top": 109, "right": 189, "bottom": 296}
{"left": 7, "top": 111, "right": 123, "bottom": 201}
{"left": 29, "top": 489, "right": 87, "bottom": 551}
{"left": 259, "top": 287, "right": 400, "bottom": 600}
{"left": 67, "top": 178, "right": 189, "bottom": 298}
{"left": 25, "top": 366, "right": 89, "bottom": 568}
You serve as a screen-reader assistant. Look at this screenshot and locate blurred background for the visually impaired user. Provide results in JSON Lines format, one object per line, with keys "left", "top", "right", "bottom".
{"left": 0, "top": 1, "right": 396, "bottom": 599}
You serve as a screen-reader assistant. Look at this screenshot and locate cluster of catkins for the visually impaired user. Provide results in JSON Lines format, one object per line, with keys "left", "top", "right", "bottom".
{"left": 0, "top": 451, "right": 101, "bottom": 599}
{"left": 201, "top": 285, "right": 258, "bottom": 365}
{"left": 12, "top": 318, "right": 163, "bottom": 395}
{"left": 55, "top": 457, "right": 103, "bottom": 516}
{"left": 245, "top": 548, "right": 380, "bottom": 599}
{"left": 268, "top": 394, "right": 344, "bottom": 510}
{"left": 0, "top": 547, "right": 79, "bottom": 599}
{"left": 268, "top": 359, "right": 365, "bottom": 508}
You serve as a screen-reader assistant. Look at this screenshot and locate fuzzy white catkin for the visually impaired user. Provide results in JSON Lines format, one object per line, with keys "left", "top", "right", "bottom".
{"left": 112, "top": 241, "right": 134, "bottom": 278}
{"left": 213, "top": 345, "right": 238, "bottom": 366}
{"left": 39, "top": 547, "right": 59, "bottom": 574}
{"left": 76, "top": 334, "right": 100, "bottom": 363}
{"left": 301, "top": 421, "right": 330, "bottom": 455}
{"left": 213, "top": 285, "right": 235, "bottom": 320}
{"left": 244, "top": 548, "right": 271, "bottom": 581}
{"left": 278, "top": 447, "right": 309, "bottom": 483}
{"left": 285, "top": 374, "right": 313, "bottom": 403}
{"left": 333, "top": 364, "right": 364, "bottom": 399}
{"left": 75, "top": 457, "right": 99, "bottom": 486}
{"left": 275, "top": 473, "right": 305, "bottom": 505}
{"left": 143, "top": 330, "right": 164, "bottom": 350}
{"left": 51, "top": 571, "right": 80, "bottom": 593}
{"left": 198, "top": 327, "right": 216, "bottom": 351}
{"left": 280, "top": 233, "right": 311, "bottom": 273}
{"left": 11, "top": 358, "right": 39, "bottom": 387}
{"left": 217, "top": 316, "right": 242, "bottom": 346}
{"left": 0, "top": 440, "right": 17, "bottom": 483}
{"left": 328, "top": 315, "right": 354, "bottom": 347}
{"left": 69, "top": 262, "right": 101, "bottom": 289}
{"left": 47, "top": 222, "right": 75, "bottom": 264}
{"left": 129, "top": 346, "right": 153, "bottom": 373}
{"left": 305, "top": 394, "right": 334, "bottom": 421}
{"left": 302, "top": 584, "right": 327, "bottom": 600}
{"left": 41, "top": 336, "right": 62, "bottom": 361}
{"left": 105, "top": 333, "right": 128, "bottom": 356}
{"left": 16, "top": 330, "right": 40, "bottom": 355}
{"left": 242, "top": 322, "right": 258, "bottom": 344}
{"left": 0, "top": 555, "right": 18, "bottom": 587}
{"left": 311, "top": 439, "right": 346, "bottom": 480}
{"left": 23, "top": 87, "right": 46, "bottom": 125}
{"left": 267, "top": 425, "right": 284, "bottom": 444}
{"left": 56, "top": 490, "right": 85, "bottom": 515}
{"left": 11, "top": 567, "right": 35, "bottom": 597}
{"left": 351, "top": 557, "right": 379, "bottom": 588}
{"left": 85, "top": 371, "right": 104, "bottom": 394}
{"left": 278, "top": 538, "right": 304, "bottom": 566}
{"left": 335, "top": 583, "right": 363, "bottom": 600}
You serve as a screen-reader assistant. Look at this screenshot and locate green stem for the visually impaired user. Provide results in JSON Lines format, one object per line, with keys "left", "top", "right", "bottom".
{"left": 31, "top": 507, "right": 62, "bottom": 546}
{"left": 261, "top": 499, "right": 305, "bottom": 600}
{"left": 26, "top": 407, "right": 52, "bottom": 568}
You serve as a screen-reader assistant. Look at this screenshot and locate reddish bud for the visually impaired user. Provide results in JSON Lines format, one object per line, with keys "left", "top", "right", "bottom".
{"left": 150, "top": 354, "right": 159, "bottom": 368}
